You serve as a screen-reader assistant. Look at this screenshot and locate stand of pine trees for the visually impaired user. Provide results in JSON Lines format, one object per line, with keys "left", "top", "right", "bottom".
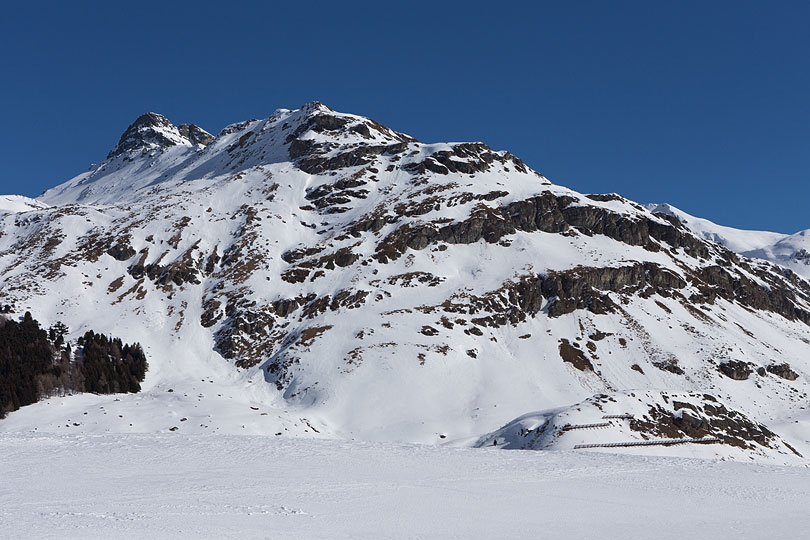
{"left": 0, "top": 312, "right": 148, "bottom": 418}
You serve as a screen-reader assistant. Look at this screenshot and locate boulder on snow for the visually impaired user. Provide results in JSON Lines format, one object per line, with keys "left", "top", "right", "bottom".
{"left": 719, "top": 360, "right": 751, "bottom": 380}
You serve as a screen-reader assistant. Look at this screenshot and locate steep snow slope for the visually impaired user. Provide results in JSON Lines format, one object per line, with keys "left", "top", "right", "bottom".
{"left": 644, "top": 203, "right": 787, "bottom": 253}
{"left": 646, "top": 202, "right": 810, "bottom": 278}
{"left": 744, "top": 230, "right": 810, "bottom": 278}
{"left": 0, "top": 195, "right": 50, "bottom": 213}
{"left": 40, "top": 112, "right": 213, "bottom": 205}
{"left": 1, "top": 103, "right": 810, "bottom": 463}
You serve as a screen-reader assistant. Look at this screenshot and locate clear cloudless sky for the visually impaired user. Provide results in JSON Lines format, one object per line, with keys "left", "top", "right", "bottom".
{"left": 1, "top": 1, "right": 808, "bottom": 232}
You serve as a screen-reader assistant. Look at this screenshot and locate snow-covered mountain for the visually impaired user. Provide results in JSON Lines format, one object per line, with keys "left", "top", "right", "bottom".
{"left": 2, "top": 102, "right": 810, "bottom": 464}
{"left": 0, "top": 195, "right": 50, "bottom": 214}
{"left": 646, "top": 203, "right": 810, "bottom": 279}
{"left": 744, "top": 231, "right": 810, "bottom": 278}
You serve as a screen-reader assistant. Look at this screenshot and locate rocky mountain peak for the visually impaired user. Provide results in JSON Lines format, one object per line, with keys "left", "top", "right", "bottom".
{"left": 132, "top": 111, "right": 173, "bottom": 129}
{"left": 299, "top": 100, "right": 332, "bottom": 114}
{"left": 287, "top": 101, "right": 417, "bottom": 145}
{"left": 177, "top": 123, "right": 214, "bottom": 146}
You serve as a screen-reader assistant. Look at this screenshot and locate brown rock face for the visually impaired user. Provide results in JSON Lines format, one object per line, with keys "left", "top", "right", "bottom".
{"left": 377, "top": 191, "right": 713, "bottom": 261}
{"left": 178, "top": 124, "right": 214, "bottom": 146}
{"left": 631, "top": 396, "right": 785, "bottom": 451}
{"left": 558, "top": 339, "right": 594, "bottom": 371}
{"left": 719, "top": 361, "right": 752, "bottom": 380}
{"left": 106, "top": 242, "right": 136, "bottom": 261}
{"left": 672, "top": 410, "right": 711, "bottom": 438}
{"left": 766, "top": 363, "right": 799, "bottom": 380}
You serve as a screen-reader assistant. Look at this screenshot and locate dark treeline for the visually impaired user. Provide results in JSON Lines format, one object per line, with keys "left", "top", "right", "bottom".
{"left": 0, "top": 312, "right": 147, "bottom": 418}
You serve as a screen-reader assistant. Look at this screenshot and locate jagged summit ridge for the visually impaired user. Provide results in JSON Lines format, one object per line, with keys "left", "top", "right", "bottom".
{"left": 40, "top": 102, "right": 542, "bottom": 206}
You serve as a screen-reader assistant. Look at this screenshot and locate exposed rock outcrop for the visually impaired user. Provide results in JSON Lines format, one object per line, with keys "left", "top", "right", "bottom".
{"left": 719, "top": 361, "right": 752, "bottom": 380}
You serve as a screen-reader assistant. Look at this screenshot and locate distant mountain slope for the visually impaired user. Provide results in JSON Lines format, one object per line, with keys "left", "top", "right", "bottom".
{"left": 0, "top": 102, "right": 809, "bottom": 463}
{"left": 646, "top": 203, "right": 810, "bottom": 278}
{"left": 0, "top": 195, "right": 50, "bottom": 214}
{"left": 743, "top": 230, "right": 810, "bottom": 278}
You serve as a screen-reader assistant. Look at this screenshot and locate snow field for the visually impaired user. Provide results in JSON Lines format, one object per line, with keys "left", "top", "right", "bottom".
{"left": 2, "top": 432, "right": 810, "bottom": 540}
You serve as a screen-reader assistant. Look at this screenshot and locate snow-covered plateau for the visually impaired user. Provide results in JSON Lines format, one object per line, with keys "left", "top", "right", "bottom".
{"left": 2, "top": 102, "right": 810, "bottom": 536}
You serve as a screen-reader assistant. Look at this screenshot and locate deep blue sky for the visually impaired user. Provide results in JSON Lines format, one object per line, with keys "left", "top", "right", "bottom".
{"left": 1, "top": 1, "right": 808, "bottom": 233}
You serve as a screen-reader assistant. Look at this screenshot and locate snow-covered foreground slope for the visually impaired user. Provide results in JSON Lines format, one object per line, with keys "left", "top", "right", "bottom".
{"left": 2, "top": 433, "right": 810, "bottom": 540}
{"left": 2, "top": 102, "right": 810, "bottom": 463}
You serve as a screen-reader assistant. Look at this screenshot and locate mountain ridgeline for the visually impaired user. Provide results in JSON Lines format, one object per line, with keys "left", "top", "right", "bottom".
{"left": 0, "top": 102, "right": 809, "bottom": 462}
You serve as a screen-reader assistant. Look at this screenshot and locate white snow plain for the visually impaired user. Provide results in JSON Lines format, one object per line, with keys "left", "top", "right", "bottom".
{"left": 2, "top": 432, "right": 809, "bottom": 540}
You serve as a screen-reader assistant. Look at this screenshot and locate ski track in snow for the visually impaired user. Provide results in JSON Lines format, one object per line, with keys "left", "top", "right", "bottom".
{"left": 2, "top": 432, "right": 810, "bottom": 540}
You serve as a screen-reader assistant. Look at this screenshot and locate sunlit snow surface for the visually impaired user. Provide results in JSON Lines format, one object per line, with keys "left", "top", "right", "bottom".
{"left": 646, "top": 203, "right": 810, "bottom": 278}
{"left": 0, "top": 194, "right": 50, "bottom": 213}
{"left": 2, "top": 432, "right": 810, "bottom": 540}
